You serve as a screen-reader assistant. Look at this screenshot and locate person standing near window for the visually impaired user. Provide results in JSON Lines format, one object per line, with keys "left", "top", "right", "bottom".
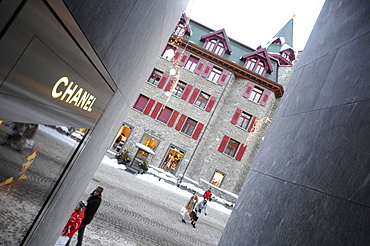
{"left": 66, "top": 186, "right": 103, "bottom": 246}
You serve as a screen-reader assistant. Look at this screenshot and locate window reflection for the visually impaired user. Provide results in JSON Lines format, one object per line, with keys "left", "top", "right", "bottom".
{"left": 0, "top": 120, "right": 87, "bottom": 245}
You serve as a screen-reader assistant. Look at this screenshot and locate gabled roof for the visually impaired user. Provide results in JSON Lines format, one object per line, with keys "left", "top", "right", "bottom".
{"left": 179, "top": 13, "right": 192, "bottom": 34}
{"left": 241, "top": 48, "right": 274, "bottom": 73}
{"left": 201, "top": 28, "right": 232, "bottom": 53}
{"left": 272, "top": 18, "right": 293, "bottom": 47}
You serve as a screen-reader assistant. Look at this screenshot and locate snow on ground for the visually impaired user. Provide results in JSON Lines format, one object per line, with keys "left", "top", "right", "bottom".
{"left": 101, "top": 155, "right": 232, "bottom": 215}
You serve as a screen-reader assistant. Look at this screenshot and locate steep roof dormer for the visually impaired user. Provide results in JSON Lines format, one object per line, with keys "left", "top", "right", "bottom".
{"left": 173, "top": 13, "right": 192, "bottom": 37}
{"left": 200, "top": 28, "right": 232, "bottom": 57}
{"left": 241, "top": 48, "right": 273, "bottom": 76}
{"left": 264, "top": 18, "right": 296, "bottom": 65}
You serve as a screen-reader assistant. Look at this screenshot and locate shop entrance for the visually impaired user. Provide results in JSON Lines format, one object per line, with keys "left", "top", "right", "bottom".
{"left": 160, "top": 146, "right": 185, "bottom": 174}
{"left": 129, "top": 134, "right": 159, "bottom": 173}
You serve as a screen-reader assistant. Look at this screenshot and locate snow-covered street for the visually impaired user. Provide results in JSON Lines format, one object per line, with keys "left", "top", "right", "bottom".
{"left": 67, "top": 155, "right": 232, "bottom": 246}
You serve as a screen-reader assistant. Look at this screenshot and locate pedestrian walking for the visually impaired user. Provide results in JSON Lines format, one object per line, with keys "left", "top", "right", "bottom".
{"left": 191, "top": 199, "right": 208, "bottom": 228}
{"left": 66, "top": 186, "right": 103, "bottom": 246}
{"left": 203, "top": 187, "right": 212, "bottom": 201}
{"left": 55, "top": 201, "right": 86, "bottom": 246}
{"left": 181, "top": 193, "right": 198, "bottom": 223}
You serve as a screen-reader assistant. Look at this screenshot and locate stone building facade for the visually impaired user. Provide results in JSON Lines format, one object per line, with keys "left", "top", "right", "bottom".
{"left": 110, "top": 15, "right": 297, "bottom": 200}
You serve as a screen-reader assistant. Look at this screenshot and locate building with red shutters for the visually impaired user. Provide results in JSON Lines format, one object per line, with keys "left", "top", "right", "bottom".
{"left": 109, "top": 14, "right": 297, "bottom": 200}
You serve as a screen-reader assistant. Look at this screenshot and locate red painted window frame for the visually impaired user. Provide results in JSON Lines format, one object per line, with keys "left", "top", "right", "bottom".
{"left": 181, "top": 117, "right": 197, "bottom": 136}
{"left": 207, "top": 67, "right": 222, "bottom": 83}
{"left": 249, "top": 86, "right": 263, "bottom": 103}
{"left": 173, "top": 80, "right": 187, "bottom": 97}
{"left": 224, "top": 138, "right": 240, "bottom": 157}
{"left": 194, "top": 91, "right": 210, "bottom": 109}
{"left": 184, "top": 55, "right": 199, "bottom": 72}
{"left": 236, "top": 111, "right": 252, "bottom": 130}
{"left": 147, "top": 69, "right": 163, "bottom": 86}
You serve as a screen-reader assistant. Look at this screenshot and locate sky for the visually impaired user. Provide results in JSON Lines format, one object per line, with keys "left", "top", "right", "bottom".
{"left": 185, "top": 0, "right": 326, "bottom": 51}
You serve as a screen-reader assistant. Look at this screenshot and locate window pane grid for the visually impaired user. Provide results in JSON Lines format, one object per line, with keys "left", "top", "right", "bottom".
{"left": 147, "top": 70, "right": 163, "bottom": 86}
{"left": 207, "top": 67, "right": 222, "bottom": 83}
{"left": 249, "top": 87, "right": 263, "bottom": 103}
{"left": 173, "top": 81, "right": 186, "bottom": 97}
{"left": 184, "top": 56, "right": 199, "bottom": 72}
{"left": 224, "top": 139, "right": 240, "bottom": 157}
{"left": 205, "top": 39, "right": 216, "bottom": 51}
{"left": 195, "top": 92, "right": 210, "bottom": 109}
{"left": 181, "top": 118, "right": 197, "bottom": 135}
{"left": 236, "top": 112, "right": 251, "bottom": 129}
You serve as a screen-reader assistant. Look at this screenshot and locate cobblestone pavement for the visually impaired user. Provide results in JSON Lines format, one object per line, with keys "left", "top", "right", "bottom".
{"left": 67, "top": 160, "right": 231, "bottom": 246}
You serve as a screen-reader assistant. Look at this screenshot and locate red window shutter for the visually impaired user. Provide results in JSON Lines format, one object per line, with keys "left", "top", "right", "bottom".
{"left": 133, "top": 95, "right": 149, "bottom": 112}
{"left": 218, "top": 135, "right": 230, "bottom": 152}
{"left": 164, "top": 76, "right": 176, "bottom": 91}
{"left": 243, "top": 83, "right": 254, "bottom": 98}
{"left": 172, "top": 48, "right": 183, "bottom": 64}
{"left": 231, "top": 108, "right": 242, "bottom": 124}
{"left": 157, "top": 73, "right": 169, "bottom": 89}
{"left": 218, "top": 70, "right": 230, "bottom": 86}
{"left": 143, "top": 99, "right": 155, "bottom": 115}
{"left": 247, "top": 116, "right": 259, "bottom": 132}
{"left": 194, "top": 59, "right": 206, "bottom": 74}
{"left": 205, "top": 96, "right": 217, "bottom": 112}
{"left": 188, "top": 87, "right": 200, "bottom": 104}
{"left": 260, "top": 90, "right": 271, "bottom": 106}
{"left": 167, "top": 110, "right": 179, "bottom": 127}
{"left": 235, "top": 144, "right": 247, "bottom": 161}
{"left": 192, "top": 123, "right": 204, "bottom": 139}
{"left": 150, "top": 102, "right": 162, "bottom": 118}
{"left": 175, "top": 114, "right": 187, "bottom": 131}
{"left": 178, "top": 51, "right": 190, "bottom": 66}
{"left": 181, "top": 84, "right": 193, "bottom": 100}
{"left": 201, "top": 63, "right": 213, "bottom": 78}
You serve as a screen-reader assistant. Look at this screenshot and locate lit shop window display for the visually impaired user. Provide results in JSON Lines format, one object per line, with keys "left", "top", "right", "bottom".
{"left": 0, "top": 120, "right": 88, "bottom": 245}
{"left": 211, "top": 170, "right": 225, "bottom": 187}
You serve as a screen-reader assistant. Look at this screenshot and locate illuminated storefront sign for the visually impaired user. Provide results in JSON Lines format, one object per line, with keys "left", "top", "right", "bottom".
{"left": 51, "top": 76, "right": 96, "bottom": 112}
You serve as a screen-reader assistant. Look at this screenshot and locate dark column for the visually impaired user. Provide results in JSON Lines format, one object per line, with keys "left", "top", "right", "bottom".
{"left": 219, "top": 0, "right": 370, "bottom": 245}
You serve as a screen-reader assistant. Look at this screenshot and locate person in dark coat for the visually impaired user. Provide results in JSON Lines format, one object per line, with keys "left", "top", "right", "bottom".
{"left": 66, "top": 186, "right": 103, "bottom": 246}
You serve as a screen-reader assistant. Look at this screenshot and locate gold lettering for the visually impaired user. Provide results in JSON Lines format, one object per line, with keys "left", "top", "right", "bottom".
{"left": 51, "top": 77, "right": 68, "bottom": 98}
{"left": 61, "top": 81, "right": 78, "bottom": 102}
{"left": 87, "top": 97, "right": 96, "bottom": 112}
{"left": 52, "top": 77, "right": 97, "bottom": 112}
{"left": 77, "top": 91, "right": 90, "bottom": 108}
{"left": 83, "top": 95, "right": 95, "bottom": 111}
{"left": 69, "top": 88, "right": 84, "bottom": 106}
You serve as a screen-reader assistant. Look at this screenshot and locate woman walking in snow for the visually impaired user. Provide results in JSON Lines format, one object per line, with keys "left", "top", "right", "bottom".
{"left": 191, "top": 199, "right": 208, "bottom": 228}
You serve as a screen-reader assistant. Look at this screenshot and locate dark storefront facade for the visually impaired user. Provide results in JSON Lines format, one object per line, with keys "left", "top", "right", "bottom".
{"left": 0, "top": 0, "right": 188, "bottom": 245}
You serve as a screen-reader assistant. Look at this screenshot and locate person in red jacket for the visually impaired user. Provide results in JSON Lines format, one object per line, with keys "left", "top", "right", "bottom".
{"left": 203, "top": 188, "right": 212, "bottom": 201}
{"left": 55, "top": 201, "right": 86, "bottom": 245}
{"left": 66, "top": 186, "right": 103, "bottom": 246}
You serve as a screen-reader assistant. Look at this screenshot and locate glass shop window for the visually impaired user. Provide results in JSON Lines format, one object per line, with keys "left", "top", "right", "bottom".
{"left": 0, "top": 120, "right": 88, "bottom": 244}
{"left": 211, "top": 170, "right": 225, "bottom": 187}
